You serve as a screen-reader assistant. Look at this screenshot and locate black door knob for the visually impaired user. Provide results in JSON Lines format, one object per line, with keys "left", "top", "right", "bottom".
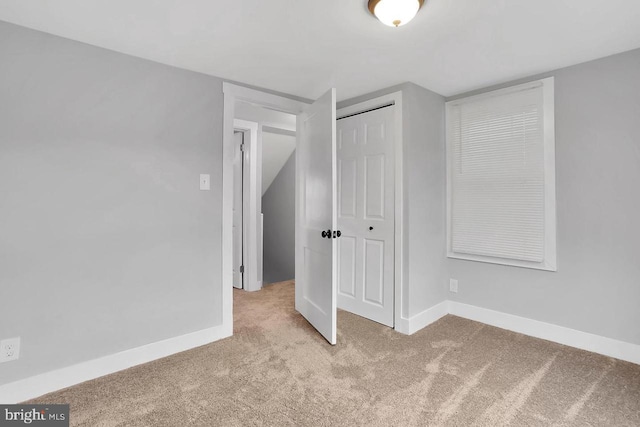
{"left": 321, "top": 230, "right": 329, "bottom": 238}
{"left": 336, "top": 230, "right": 342, "bottom": 237}
{"left": 369, "top": 226, "right": 374, "bottom": 231}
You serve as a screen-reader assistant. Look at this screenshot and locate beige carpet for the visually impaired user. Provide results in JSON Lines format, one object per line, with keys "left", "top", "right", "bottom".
{"left": 29, "top": 281, "right": 640, "bottom": 426}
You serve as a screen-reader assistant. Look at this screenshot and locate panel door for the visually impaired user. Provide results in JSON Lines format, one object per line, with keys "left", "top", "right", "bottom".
{"left": 295, "top": 88, "right": 338, "bottom": 345}
{"left": 337, "top": 106, "right": 394, "bottom": 327}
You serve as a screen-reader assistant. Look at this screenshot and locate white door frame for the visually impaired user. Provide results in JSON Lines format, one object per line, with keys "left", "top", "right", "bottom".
{"left": 222, "top": 83, "right": 309, "bottom": 334}
{"left": 336, "top": 91, "right": 404, "bottom": 331}
{"left": 233, "top": 119, "right": 260, "bottom": 292}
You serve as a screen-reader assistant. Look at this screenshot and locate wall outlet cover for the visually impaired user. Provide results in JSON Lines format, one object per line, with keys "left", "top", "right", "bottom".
{"left": 0, "top": 337, "right": 21, "bottom": 363}
{"left": 449, "top": 279, "right": 459, "bottom": 293}
{"left": 200, "top": 174, "right": 211, "bottom": 191}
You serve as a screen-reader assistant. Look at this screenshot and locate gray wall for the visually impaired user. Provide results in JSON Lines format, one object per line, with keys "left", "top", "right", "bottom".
{"left": 2, "top": 17, "right": 636, "bottom": 391}
{"left": 446, "top": 48, "right": 640, "bottom": 345}
{"left": 0, "top": 21, "right": 224, "bottom": 385}
{"left": 402, "top": 83, "right": 447, "bottom": 318}
{"left": 339, "top": 82, "right": 447, "bottom": 320}
{"left": 338, "top": 49, "right": 640, "bottom": 348}
{"left": 261, "top": 152, "right": 296, "bottom": 284}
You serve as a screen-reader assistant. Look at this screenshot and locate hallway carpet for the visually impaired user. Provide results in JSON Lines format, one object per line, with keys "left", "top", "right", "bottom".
{"left": 29, "top": 281, "right": 640, "bottom": 426}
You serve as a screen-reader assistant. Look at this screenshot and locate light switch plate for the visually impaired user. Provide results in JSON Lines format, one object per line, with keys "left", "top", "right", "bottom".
{"left": 200, "top": 174, "right": 210, "bottom": 191}
{"left": 449, "top": 279, "right": 459, "bottom": 293}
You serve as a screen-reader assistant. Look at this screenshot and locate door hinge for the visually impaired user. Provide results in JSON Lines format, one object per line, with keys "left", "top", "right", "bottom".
{"left": 240, "top": 143, "right": 246, "bottom": 152}
{"left": 240, "top": 265, "right": 245, "bottom": 274}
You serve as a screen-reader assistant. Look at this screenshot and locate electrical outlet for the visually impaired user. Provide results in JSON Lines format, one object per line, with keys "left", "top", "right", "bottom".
{"left": 200, "top": 174, "right": 210, "bottom": 191}
{"left": 0, "top": 337, "right": 20, "bottom": 363}
{"left": 449, "top": 279, "right": 459, "bottom": 293}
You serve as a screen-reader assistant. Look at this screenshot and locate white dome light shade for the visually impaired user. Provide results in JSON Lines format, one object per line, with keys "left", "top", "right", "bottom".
{"left": 369, "top": 0, "right": 424, "bottom": 27}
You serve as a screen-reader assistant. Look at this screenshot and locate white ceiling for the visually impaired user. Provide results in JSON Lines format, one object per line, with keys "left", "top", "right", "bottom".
{"left": 1, "top": 0, "right": 640, "bottom": 100}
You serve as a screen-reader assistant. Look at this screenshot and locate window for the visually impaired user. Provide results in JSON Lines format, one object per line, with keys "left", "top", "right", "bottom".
{"left": 446, "top": 77, "right": 556, "bottom": 271}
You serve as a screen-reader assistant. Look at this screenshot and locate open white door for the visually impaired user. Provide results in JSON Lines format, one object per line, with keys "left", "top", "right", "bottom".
{"left": 232, "top": 131, "right": 244, "bottom": 289}
{"left": 295, "top": 88, "right": 338, "bottom": 345}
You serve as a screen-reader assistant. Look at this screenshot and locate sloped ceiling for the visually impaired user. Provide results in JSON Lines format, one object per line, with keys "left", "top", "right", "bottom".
{"left": 261, "top": 132, "right": 295, "bottom": 196}
{"left": 1, "top": 1, "right": 640, "bottom": 100}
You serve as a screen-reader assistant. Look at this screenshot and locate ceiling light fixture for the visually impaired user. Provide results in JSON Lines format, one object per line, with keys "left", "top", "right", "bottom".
{"left": 368, "top": 0, "right": 424, "bottom": 27}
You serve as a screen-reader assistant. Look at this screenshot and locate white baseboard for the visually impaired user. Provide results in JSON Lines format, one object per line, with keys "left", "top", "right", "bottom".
{"left": 395, "top": 300, "right": 640, "bottom": 366}
{"left": 0, "top": 324, "right": 232, "bottom": 404}
{"left": 449, "top": 301, "right": 640, "bottom": 366}
{"left": 4, "top": 301, "right": 638, "bottom": 403}
{"left": 245, "top": 281, "right": 262, "bottom": 292}
{"left": 396, "top": 300, "right": 449, "bottom": 335}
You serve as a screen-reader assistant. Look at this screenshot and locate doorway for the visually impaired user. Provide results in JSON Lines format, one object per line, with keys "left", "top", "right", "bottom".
{"left": 232, "top": 102, "right": 297, "bottom": 292}
{"left": 222, "top": 84, "right": 405, "bottom": 343}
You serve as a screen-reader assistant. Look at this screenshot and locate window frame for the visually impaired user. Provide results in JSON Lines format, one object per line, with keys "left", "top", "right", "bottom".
{"left": 445, "top": 77, "right": 557, "bottom": 271}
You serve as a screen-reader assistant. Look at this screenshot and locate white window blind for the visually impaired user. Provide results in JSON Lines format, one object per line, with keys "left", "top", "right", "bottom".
{"left": 446, "top": 78, "right": 556, "bottom": 271}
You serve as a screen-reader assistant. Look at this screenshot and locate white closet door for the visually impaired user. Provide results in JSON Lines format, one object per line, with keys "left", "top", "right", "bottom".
{"left": 295, "top": 88, "right": 338, "bottom": 345}
{"left": 337, "top": 106, "right": 394, "bottom": 327}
